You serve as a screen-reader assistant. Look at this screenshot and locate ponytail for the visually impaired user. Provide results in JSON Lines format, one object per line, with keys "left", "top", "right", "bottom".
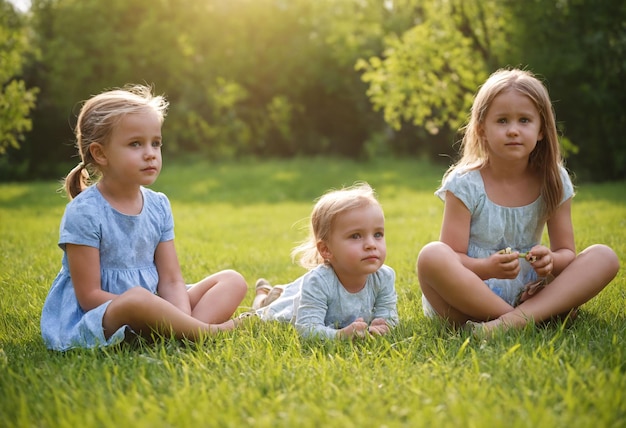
{"left": 61, "top": 84, "right": 167, "bottom": 200}
{"left": 63, "top": 162, "right": 90, "bottom": 200}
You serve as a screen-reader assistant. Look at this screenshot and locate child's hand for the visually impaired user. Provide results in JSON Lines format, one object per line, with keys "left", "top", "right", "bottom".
{"left": 526, "top": 245, "right": 553, "bottom": 277}
{"left": 368, "top": 318, "right": 390, "bottom": 336}
{"left": 340, "top": 317, "right": 369, "bottom": 339}
{"left": 491, "top": 248, "right": 521, "bottom": 279}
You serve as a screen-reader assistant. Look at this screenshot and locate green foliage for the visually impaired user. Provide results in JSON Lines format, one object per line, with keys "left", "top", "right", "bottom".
{"left": 1, "top": 0, "right": 625, "bottom": 181}
{"left": 503, "top": 0, "right": 626, "bottom": 181}
{"left": 357, "top": 0, "right": 515, "bottom": 157}
{"left": 19, "top": 0, "right": 410, "bottom": 174}
{"left": 0, "top": 1, "right": 38, "bottom": 156}
{"left": 357, "top": 4, "right": 487, "bottom": 133}
{"left": 357, "top": 0, "right": 626, "bottom": 180}
{"left": 0, "top": 159, "right": 625, "bottom": 427}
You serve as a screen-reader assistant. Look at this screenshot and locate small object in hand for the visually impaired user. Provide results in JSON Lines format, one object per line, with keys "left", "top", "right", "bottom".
{"left": 518, "top": 252, "right": 538, "bottom": 263}
{"left": 498, "top": 247, "right": 537, "bottom": 263}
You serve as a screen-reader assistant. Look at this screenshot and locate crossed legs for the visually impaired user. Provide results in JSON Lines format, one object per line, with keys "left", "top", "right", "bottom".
{"left": 417, "top": 242, "right": 619, "bottom": 333}
{"left": 103, "top": 269, "right": 247, "bottom": 341}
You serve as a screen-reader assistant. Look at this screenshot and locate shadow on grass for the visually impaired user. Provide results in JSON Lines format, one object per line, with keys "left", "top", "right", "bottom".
{"left": 0, "top": 157, "right": 446, "bottom": 215}
{"left": 3, "top": 158, "right": 624, "bottom": 209}
{"left": 0, "top": 157, "right": 446, "bottom": 209}
{"left": 0, "top": 180, "right": 68, "bottom": 210}
{"left": 151, "top": 157, "right": 446, "bottom": 205}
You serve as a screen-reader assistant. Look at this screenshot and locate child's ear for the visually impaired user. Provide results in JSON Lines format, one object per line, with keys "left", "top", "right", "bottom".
{"left": 477, "top": 124, "right": 485, "bottom": 139}
{"left": 89, "top": 142, "right": 107, "bottom": 166}
{"left": 317, "top": 241, "right": 331, "bottom": 261}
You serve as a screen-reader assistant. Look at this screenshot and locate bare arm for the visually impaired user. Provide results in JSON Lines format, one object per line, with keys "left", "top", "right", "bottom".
{"left": 535, "top": 198, "right": 576, "bottom": 276}
{"left": 440, "top": 191, "right": 519, "bottom": 280}
{"left": 154, "top": 240, "right": 191, "bottom": 315}
{"left": 67, "top": 244, "right": 116, "bottom": 311}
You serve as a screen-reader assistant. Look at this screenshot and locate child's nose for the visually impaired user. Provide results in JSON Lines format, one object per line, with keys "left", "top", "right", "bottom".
{"left": 507, "top": 124, "right": 519, "bottom": 135}
{"left": 145, "top": 146, "right": 158, "bottom": 158}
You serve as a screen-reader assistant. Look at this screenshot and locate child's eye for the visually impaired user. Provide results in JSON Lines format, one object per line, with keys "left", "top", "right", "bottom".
{"left": 153, "top": 140, "right": 163, "bottom": 148}
{"left": 497, "top": 118, "right": 507, "bottom": 124}
{"left": 129, "top": 141, "right": 140, "bottom": 147}
{"left": 350, "top": 233, "right": 361, "bottom": 239}
{"left": 374, "top": 232, "right": 384, "bottom": 238}
{"left": 520, "top": 118, "right": 530, "bottom": 123}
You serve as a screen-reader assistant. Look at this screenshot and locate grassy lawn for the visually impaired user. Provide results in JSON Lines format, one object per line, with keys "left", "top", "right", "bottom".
{"left": 0, "top": 157, "right": 624, "bottom": 427}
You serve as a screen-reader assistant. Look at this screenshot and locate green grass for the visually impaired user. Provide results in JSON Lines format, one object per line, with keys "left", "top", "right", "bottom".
{"left": 0, "top": 157, "right": 624, "bottom": 428}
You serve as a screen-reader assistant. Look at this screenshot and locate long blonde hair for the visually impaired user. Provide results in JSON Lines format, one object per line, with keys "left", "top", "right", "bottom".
{"left": 291, "top": 182, "right": 382, "bottom": 269}
{"left": 63, "top": 85, "right": 168, "bottom": 199}
{"left": 444, "top": 68, "right": 565, "bottom": 219}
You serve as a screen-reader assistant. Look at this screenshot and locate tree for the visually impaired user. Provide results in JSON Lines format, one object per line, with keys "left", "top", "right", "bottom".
{"left": 0, "top": 1, "right": 38, "bottom": 157}
{"left": 505, "top": 0, "right": 626, "bottom": 181}
{"left": 358, "top": 0, "right": 626, "bottom": 180}
{"left": 356, "top": 0, "right": 512, "bottom": 158}
{"left": 22, "top": 0, "right": 416, "bottom": 173}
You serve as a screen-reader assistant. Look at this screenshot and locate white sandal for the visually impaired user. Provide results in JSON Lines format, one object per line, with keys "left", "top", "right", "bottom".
{"left": 255, "top": 278, "right": 272, "bottom": 294}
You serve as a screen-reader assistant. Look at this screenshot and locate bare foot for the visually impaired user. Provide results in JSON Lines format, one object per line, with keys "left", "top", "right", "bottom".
{"left": 466, "top": 319, "right": 509, "bottom": 339}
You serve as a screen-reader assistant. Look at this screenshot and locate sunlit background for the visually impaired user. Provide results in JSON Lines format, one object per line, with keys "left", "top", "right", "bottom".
{"left": 8, "top": 0, "right": 29, "bottom": 11}
{"left": 1, "top": 0, "right": 625, "bottom": 182}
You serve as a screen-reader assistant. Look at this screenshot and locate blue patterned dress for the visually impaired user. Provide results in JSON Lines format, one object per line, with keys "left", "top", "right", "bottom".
{"left": 41, "top": 185, "right": 174, "bottom": 350}
{"left": 422, "top": 166, "right": 574, "bottom": 315}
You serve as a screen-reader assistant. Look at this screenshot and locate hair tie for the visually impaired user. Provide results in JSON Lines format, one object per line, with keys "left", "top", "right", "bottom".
{"left": 78, "top": 161, "right": 85, "bottom": 169}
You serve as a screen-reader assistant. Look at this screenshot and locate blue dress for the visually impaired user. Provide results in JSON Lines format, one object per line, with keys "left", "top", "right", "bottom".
{"left": 423, "top": 166, "right": 574, "bottom": 315}
{"left": 41, "top": 185, "right": 174, "bottom": 351}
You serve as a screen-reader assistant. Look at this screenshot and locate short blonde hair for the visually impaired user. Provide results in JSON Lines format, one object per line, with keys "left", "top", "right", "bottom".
{"left": 291, "top": 182, "right": 382, "bottom": 269}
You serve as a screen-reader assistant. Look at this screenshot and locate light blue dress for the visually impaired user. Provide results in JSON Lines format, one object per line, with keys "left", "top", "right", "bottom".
{"left": 423, "top": 166, "right": 574, "bottom": 315}
{"left": 41, "top": 185, "right": 174, "bottom": 351}
{"left": 257, "top": 264, "right": 398, "bottom": 339}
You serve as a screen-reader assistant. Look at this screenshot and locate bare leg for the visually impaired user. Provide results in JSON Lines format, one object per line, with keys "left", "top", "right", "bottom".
{"left": 482, "top": 244, "right": 619, "bottom": 333}
{"left": 102, "top": 287, "right": 237, "bottom": 341}
{"left": 417, "top": 241, "right": 513, "bottom": 325}
{"left": 187, "top": 269, "right": 248, "bottom": 323}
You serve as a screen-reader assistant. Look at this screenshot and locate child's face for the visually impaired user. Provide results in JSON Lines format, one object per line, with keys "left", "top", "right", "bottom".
{"left": 321, "top": 203, "right": 386, "bottom": 283}
{"left": 480, "top": 89, "right": 543, "bottom": 164}
{"left": 94, "top": 109, "right": 163, "bottom": 187}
